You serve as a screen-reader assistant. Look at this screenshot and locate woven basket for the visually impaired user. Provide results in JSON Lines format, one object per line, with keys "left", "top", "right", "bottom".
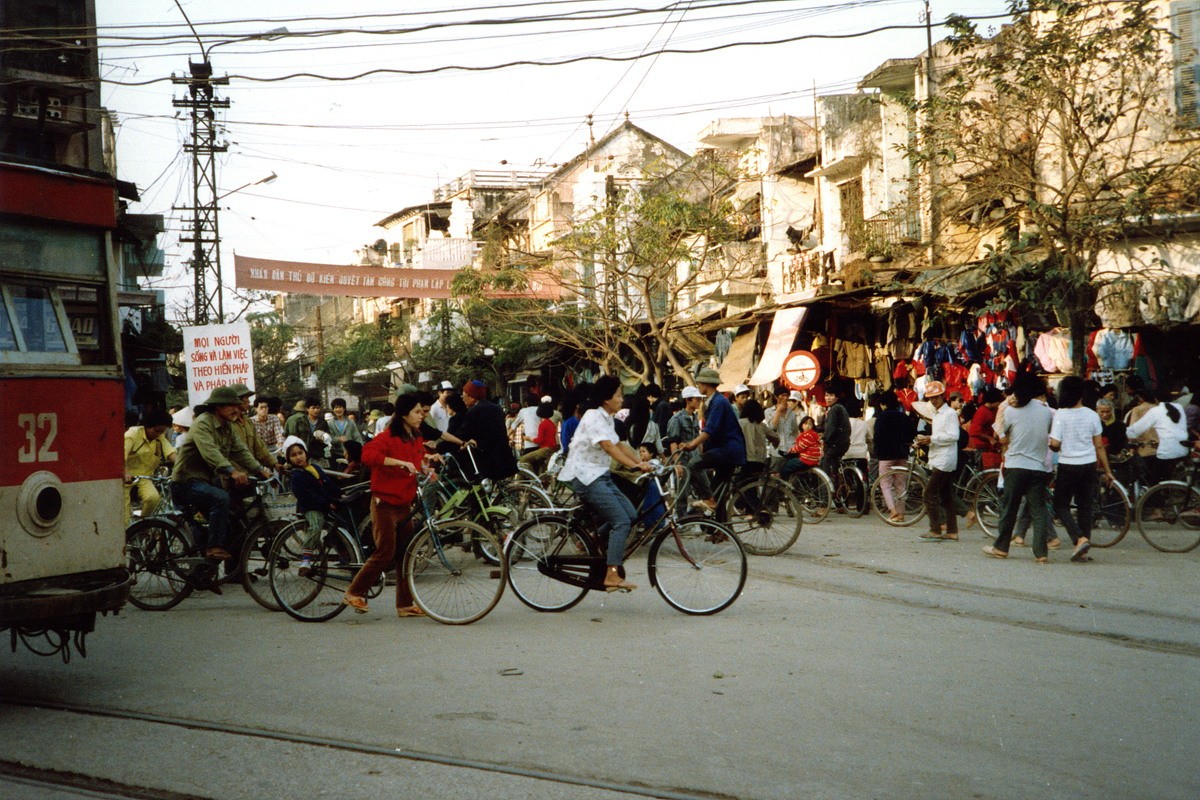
{"left": 263, "top": 490, "right": 298, "bottom": 521}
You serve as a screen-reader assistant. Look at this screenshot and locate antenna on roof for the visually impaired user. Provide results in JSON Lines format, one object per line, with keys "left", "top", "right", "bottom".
{"left": 586, "top": 114, "right": 595, "bottom": 147}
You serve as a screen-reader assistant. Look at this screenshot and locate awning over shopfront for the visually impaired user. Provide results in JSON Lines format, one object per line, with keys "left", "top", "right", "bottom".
{"left": 718, "top": 327, "right": 757, "bottom": 389}
{"left": 749, "top": 308, "right": 807, "bottom": 386}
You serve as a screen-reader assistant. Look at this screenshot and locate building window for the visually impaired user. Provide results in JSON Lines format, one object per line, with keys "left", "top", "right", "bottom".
{"left": 1173, "top": 0, "right": 1200, "bottom": 128}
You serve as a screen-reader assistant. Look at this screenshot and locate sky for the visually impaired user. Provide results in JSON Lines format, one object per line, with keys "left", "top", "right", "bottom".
{"left": 96, "top": 0, "right": 1014, "bottom": 321}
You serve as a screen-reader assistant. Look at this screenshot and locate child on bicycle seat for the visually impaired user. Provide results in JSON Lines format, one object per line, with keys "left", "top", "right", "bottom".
{"left": 284, "top": 435, "right": 342, "bottom": 574}
{"left": 779, "top": 416, "right": 822, "bottom": 479}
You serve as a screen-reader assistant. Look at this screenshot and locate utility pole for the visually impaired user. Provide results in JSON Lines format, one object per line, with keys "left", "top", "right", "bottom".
{"left": 173, "top": 59, "right": 229, "bottom": 325}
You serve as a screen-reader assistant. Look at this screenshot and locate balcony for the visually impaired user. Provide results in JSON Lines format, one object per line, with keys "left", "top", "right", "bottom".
{"left": 860, "top": 204, "right": 922, "bottom": 261}
{"left": 782, "top": 249, "right": 835, "bottom": 294}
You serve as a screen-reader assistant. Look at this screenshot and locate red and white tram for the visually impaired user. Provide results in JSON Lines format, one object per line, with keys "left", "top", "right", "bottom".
{"left": 0, "top": 158, "right": 131, "bottom": 659}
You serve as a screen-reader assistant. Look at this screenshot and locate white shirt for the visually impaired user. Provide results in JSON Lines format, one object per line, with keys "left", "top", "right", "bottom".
{"left": 516, "top": 405, "right": 540, "bottom": 447}
{"left": 845, "top": 418, "right": 869, "bottom": 460}
{"left": 928, "top": 403, "right": 960, "bottom": 472}
{"left": 557, "top": 407, "right": 618, "bottom": 486}
{"left": 428, "top": 401, "right": 450, "bottom": 433}
{"left": 1049, "top": 406, "right": 1102, "bottom": 465}
{"left": 1127, "top": 403, "right": 1190, "bottom": 460}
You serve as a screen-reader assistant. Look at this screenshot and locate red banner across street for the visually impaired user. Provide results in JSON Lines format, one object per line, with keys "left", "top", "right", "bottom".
{"left": 233, "top": 255, "right": 560, "bottom": 300}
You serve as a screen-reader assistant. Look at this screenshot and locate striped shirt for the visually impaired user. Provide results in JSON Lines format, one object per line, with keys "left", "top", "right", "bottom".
{"left": 1049, "top": 407, "right": 1102, "bottom": 465}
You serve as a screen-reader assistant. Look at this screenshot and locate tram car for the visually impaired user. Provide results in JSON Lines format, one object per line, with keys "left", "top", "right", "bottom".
{"left": 0, "top": 158, "right": 131, "bottom": 659}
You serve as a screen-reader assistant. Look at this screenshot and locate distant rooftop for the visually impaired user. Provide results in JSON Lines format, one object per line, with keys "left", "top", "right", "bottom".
{"left": 433, "top": 169, "right": 551, "bottom": 200}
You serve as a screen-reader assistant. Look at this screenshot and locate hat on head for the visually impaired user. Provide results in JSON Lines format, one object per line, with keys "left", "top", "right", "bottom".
{"left": 293, "top": 399, "right": 306, "bottom": 412}
{"left": 229, "top": 383, "right": 253, "bottom": 397}
{"left": 733, "top": 384, "right": 750, "bottom": 396}
{"left": 368, "top": 409, "right": 382, "bottom": 422}
{"left": 681, "top": 386, "right": 702, "bottom": 400}
{"left": 397, "top": 384, "right": 418, "bottom": 397}
{"left": 540, "top": 395, "right": 552, "bottom": 404}
{"left": 789, "top": 390, "right": 803, "bottom": 401}
{"left": 172, "top": 406, "right": 194, "bottom": 428}
{"left": 695, "top": 367, "right": 722, "bottom": 386}
{"left": 438, "top": 380, "right": 454, "bottom": 391}
{"left": 282, "top": 435, "right": 307, "bottom": 454}
{"left": 923, "top": 380, "right": 946, "bottom": 399}
{"left": 141, "top": 408, "right": 173, "bottom": 428}
{"left": 204, "top": 386, "right": 243, "bottom": 406}
{"left": 463, "top": 380, "right": 487, "bottom": 400}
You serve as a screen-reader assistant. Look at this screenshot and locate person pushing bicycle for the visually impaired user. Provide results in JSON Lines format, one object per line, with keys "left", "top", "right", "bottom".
{"left": 680, "top": 368, "right": 747, "bottom": 512}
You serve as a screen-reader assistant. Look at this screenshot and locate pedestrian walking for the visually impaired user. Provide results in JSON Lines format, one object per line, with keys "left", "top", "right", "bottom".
{"left": 917, "top": 381, "right": 960, "bottom": 541}
{"left": 873, "top": 392, "right": 916, "bottom": 522}
{"left": 983, "top": 372, "right": 1056, "bottom": 563}
{"left": 1049, "top": 375, "right": 1113, "bottom": 563}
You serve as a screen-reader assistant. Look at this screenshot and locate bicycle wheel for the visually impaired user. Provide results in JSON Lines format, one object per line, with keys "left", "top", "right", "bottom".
{"left": 726, "top": 475, "right": 802, "bottom": 556}
{"left": 505, "top": 516, "right": 593, "bottom": 612}
{"left": 269, "top": 521, "right": 357, "bottom": 622}
{"left": 790, "top": 469, "right": 833, "bottom": 524}
{"left": 239, "top": 519, "right": 284, "bottom": 611}
{"left": 406, "top": 519, "right": 505, "bottom": 624}
{"left": 649, "top": 517, "right": 747, "bottom": 615}
{"left": 870, "top": 468, "right": 926, "bottom": 527}
{"left": 125, "top": 518, "right": 194, "bottom": 611}
{"left": 476, "top": 482, "right": 554, "bottom": 564}
{"left": 1089, "top": 479, "right": 1131, "bottom": 548}
{"left": 838, "top": 464, "right": 867, "bottom": 518}
{"left": 1136, "top": 482, "right": 1200, "bottom": 553}
{"left": 972, "top": 470, "right": 1003, "bottom": 539}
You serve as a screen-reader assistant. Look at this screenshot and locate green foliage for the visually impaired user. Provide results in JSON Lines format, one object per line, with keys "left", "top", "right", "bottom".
{"left": 248, "top": 312, "right": 304, "bottom": 400}
{"left": 317, "top": 322, "right": 397, "bottom": 387}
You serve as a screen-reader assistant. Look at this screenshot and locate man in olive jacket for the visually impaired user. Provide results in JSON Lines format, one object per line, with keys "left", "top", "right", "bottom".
{"left": 172, "top": 386, "right": 272, "bottom": 560}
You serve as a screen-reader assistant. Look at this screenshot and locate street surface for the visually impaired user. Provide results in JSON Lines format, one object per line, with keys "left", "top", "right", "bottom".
{"left": 3, "top": 514, "right": 1198, "bottom": 800}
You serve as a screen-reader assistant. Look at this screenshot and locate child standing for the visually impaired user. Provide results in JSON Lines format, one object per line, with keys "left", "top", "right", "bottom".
{"left": 284, "top": 435, "right": 341, "bottom": 574}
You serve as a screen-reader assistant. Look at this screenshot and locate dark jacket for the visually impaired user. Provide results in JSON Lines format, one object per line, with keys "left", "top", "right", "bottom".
{"left": 290, "top": 463, "right": 341, "bottom": 514}
{"left": 460, "top": 399, "right": 518, "bottom": 480}
{"left": 873, "top": 408, "right": 916, "bottom": 461}
{"left": 823, "top": 401, "right": 851, "bottom": 455}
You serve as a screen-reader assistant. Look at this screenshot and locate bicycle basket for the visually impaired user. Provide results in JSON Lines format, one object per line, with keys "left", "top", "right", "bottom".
{"left": 261, "top": 486, "right": 298, "bottom": 520}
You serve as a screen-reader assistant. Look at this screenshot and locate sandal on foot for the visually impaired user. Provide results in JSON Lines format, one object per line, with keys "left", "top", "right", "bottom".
{"left": 1071, "top": 541, "right": 1092, "bottom": 562}
{"left": 204, "top": 547, "right": 233, "bottom": 560}
{"left": 982, "top": 546, "right": 1008, "bottom": 559}
{"left": 1012, "top": 537, "right": 1026, "bottom": 547}
{"left": 396, "top": 606, "right": 426, "bottom": 617}
{"left": 342, "top": 593, "right": 369, "bottom": 613}
{"left": 1034, "top": 556, "right": 1049, "bottom": 564}
{"left": 1047, "top": 538, "right": 1062, "bottom": 550}
{"left": 941, "top": 533, "right": 959, "bottom": 541}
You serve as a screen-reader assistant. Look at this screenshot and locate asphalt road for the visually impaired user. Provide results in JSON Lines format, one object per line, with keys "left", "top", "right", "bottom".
{"left": 3, "top": 514, "right": 1197, "bottom": 800}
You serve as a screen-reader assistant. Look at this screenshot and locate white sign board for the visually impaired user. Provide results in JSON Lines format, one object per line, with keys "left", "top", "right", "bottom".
{"left": 183, "top": 322, "right": 255, "bottom": 408}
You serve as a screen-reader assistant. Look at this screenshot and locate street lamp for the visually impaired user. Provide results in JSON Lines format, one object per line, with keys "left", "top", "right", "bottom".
{"left": 218, "top": 171, "right": 276, "bottom": 201}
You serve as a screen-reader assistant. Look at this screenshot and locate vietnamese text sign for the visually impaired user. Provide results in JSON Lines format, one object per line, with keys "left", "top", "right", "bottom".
{"left": 234, "top": 255, "right": 560, "bottom": 300}
{"left": 183, "top": 321, "right": 255, "bottom": 408}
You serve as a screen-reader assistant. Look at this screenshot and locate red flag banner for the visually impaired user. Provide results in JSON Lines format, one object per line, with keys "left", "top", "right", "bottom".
{"left": 234, "top": 255, "right": 560, "bottom": 300}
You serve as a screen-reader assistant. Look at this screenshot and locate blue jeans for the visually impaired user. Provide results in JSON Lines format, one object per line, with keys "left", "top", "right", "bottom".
{"left": 172, "top": 480, "right": 233, "bottom": 551}
{"left": 572, "top": 474, "right": 637, "bottom": 567}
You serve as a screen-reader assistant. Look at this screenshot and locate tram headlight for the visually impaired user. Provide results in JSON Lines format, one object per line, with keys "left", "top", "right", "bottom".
{"left": 17, "top": 471, "right": 66, "bottom": 536}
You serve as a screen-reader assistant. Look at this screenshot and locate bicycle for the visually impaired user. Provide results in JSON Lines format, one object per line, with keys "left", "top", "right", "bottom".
{"left": 872, "top": 450, "right": 994, "bottom": 529}
{"left": 1133, "top": 450, "right": 1200, "bottom": 552}
{"left": 708, "top": 462, "right": 803, "bottom": 556}
{"left": 973, "top": 467, "right": 1132, "bottom": 546}
{"left": 124, "top": 474, "right": 289, "bottom": 611}
{"left": 267, "top": 472, "right": 506, "bottom": 624}
{"left": 504, "top": 462, "right": 747, "bottom": 615}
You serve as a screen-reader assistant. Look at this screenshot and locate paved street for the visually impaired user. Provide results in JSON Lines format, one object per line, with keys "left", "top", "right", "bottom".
{"left": 3, "top": 514, "right": 1198, "bottom": 800}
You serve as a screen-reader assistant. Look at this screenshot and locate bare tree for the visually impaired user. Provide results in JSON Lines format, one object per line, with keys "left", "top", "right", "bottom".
{"left": 457, "top": 154, "right": 764, "bottom": 385}
{"left": 911, "top": 0, "right": 1200, "bottom": 370}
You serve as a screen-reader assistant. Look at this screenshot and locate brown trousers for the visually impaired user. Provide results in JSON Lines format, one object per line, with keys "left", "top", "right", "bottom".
{"left": 347, "top": 496, "right": 415, "bottom": 607}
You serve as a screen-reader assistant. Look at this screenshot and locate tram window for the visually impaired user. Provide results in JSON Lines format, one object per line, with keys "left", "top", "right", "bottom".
{"left": 0, "top": 284, "right": 80, "bottom": 365}
{"left": 0, "top": 220, "right": 104, "bottom": 278}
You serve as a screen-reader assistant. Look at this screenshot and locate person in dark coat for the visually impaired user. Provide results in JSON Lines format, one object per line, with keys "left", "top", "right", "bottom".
{"left": 458, "top": 380, "right": 518, "bottom": 480}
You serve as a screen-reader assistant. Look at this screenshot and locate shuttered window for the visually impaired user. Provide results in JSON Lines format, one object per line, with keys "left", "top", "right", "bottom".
{"left": 1173, "top": 0, "right": 1200, "bottom": 127}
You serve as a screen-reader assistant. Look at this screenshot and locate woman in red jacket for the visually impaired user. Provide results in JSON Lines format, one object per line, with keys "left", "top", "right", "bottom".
{"left": 344, "top": 393, "right": 433, "bottom": 617}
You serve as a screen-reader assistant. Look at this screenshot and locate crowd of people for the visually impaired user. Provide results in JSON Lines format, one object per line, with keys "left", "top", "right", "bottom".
{"left": 122, "top": 369, "right": 1197, "bottom": 616}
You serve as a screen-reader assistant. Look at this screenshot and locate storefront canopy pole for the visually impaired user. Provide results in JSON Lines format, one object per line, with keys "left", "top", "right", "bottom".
{"left": 748, "top": 307, "right": 807, "bottom": 386}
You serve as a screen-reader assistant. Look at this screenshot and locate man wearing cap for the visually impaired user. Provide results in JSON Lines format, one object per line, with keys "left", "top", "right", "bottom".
{"left": 667, "top": 386, "right": 703, "bottom": 465}
{"left": 228, "top": 384, "right": 278, "bottom": 473}
{"left": 732, "top": 384, "right": 751, "bottom": 419}
{"left": 459, "top": 380, "right": 518, "bottom": 480}
{"left": 428, "top": 381, "right": 455, "bottom": 434}
{"left": 171, "top": 386, "right": 273, "bottom": 560}
{"left": 768, "top": 389, "right": 801, "bottom": 460}
{"left": 124, "top": 408, "right": 177, "bottom": 521}
{"left": 915, "top": 380, "right": 960, "bottom": 541}
{"left": 682, "top": 368, "right": 747, "bottom": 510}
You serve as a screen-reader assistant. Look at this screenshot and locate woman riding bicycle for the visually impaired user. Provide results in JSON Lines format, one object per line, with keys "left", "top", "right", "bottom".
{"left": 556, "top": 376, "right": 652, "bottom": 593}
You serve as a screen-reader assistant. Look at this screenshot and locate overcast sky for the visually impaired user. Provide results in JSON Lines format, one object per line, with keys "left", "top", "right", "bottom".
{"left": 97, "top": 1, "right": 1011, "bottom": 319}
